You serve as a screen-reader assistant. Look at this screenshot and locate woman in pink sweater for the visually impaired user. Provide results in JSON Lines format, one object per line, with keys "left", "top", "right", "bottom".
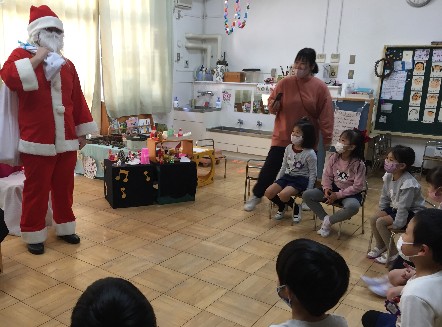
{"left": 302, "top": 129, "right": 367, "bottom": 237}
{"left": 244, "top": 48, "right": 334, "bottom": 212}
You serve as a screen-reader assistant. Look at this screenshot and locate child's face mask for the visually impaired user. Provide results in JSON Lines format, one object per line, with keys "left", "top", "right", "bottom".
{"left": 428, "top": 186, "right": 442, "bottom": 203}
{"left": 276, "top": 285, "right": 291, "bottom": 308}
{"left": 396, "top": 235, "right": 420, "bottom": 261}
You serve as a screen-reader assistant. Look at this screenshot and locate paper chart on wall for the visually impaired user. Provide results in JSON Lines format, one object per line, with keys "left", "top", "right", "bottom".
{"left": 380, "top": 71, "right": 407, "bottom": 100}
{"left": 433, "top": 50, "right": 442, "bottom": 62}
{"left": 331, "top": 110, "right": 361, "bottom": 145}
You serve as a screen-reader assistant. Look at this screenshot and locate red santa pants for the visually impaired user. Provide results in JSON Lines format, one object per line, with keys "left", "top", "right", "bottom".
{"left": 20, "top": 151, "right": 77, "bottom": 243}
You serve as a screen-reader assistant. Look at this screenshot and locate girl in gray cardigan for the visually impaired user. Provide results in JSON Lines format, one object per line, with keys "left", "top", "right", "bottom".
{"left": 367, "top": 145, "right": 425, "bottom": 265}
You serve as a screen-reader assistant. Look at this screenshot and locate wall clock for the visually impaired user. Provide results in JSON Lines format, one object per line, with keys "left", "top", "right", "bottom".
{"left": 406, "top": 0, "right": 431, "bottom": 7}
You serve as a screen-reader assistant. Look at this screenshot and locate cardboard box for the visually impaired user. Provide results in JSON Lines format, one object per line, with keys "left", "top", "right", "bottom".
{"left": 224, "top": 72, "right": 246, "bottom": 83}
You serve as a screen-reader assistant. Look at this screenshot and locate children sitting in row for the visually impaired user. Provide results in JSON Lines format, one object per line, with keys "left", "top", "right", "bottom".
{"left": 303, "top": 129, "right": 367, "bottom": 237}
{"left": 367, "top": 145, "right": 426, "bottom": 264}
{"left": 265, "top": 118, "right": 317, "bottom": 222}
{"left": 362, "top": 208, "right": 442, "bottom": 327}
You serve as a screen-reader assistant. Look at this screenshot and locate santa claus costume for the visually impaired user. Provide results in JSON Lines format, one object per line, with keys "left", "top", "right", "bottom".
{"left": 0, "top": 5, "right": 97, "bottom": 254}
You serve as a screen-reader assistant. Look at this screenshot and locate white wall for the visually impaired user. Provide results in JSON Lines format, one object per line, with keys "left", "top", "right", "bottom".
{"left": 171, "top": 0, "right": 442, "bottom": 165}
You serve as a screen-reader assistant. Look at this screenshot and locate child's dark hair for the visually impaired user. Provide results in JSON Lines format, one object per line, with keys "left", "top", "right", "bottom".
{"left": 390, "top": 145, "right": 415, "bottom": 171}
{"left": 295, "top": 117, "right": 316, "bottom": 149}
{"left": 71, "top": 277, "right": 157, "bottom": 327}
{"left": 276, "top": 238, "right": 349, "bottom": 317}
{"left": 295, "top": 48, "right": 319, "bottom": 74}
{"left": 425, "top": 166, "right": 442, "bottom": 189}
{"left": 413, "top": 209, "right": 442, "bottom": 265}
{"left": 340, "top": 129, "right": 365, "bottom": 161}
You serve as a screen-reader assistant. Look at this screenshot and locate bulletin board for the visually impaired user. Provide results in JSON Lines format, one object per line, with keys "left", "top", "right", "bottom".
{"left": 373, "top": 45, "right": 442, "bottom": 139}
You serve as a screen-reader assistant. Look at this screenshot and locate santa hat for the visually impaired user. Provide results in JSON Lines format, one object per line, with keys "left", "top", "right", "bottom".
{"left": 27, "top": 5, "right": 64, "bottom": 37}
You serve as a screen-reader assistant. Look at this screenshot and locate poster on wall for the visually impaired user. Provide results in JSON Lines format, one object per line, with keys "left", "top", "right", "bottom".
{"left": 380, "top": 71, "right": 407, "bottom": 100}
{"left": 331, "top": 110, "right": 361, "bottom": 145}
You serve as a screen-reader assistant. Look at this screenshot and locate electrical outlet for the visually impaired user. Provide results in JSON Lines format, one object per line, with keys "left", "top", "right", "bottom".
{"left": 349, "top": 55, "right": 356, "bottom": 64}
{"left": 348, "top": 70, "right": 354, "bottom": 79}
{"left": 316, "top": 53, "right": 326, "bottom": 63}
{"left": 184, "top": 60, "right": 189, "bottom": 68}
{"left": 330, "top": 53, "right": 340, "bottom": 63}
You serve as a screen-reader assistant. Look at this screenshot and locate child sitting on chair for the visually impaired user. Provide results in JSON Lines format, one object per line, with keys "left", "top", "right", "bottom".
{"left": 367, "top": 145, "right": 426, "bottom": 265}
{"left": 264, "top": 118, "right": 317, "bottom": 222}
{"left": 303, "top": 129, "right": 367, "bottom": 237}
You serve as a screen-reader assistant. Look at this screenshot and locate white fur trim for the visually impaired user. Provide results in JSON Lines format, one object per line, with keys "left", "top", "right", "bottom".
{"left": 400, "top": 178, "right": 420, "bottom": 190}
{"left": 54, "top": 221, "right": 76, "bottom": 236}
{"left": 21, "top": 227, "right": 48, "bottom": 244}
{"left": 14, "top": 58, "right": 38, "bottom": 91}
{"left": 27, "top": 16, "right": 63, "bottom": 37}
{"left": 19, "top": 139, "right": 56, "bottom": 156}
{"left": 56, "top": 140, "right": 79, "bottom": 153}
{"left": 76, "top": 121, "right": 98, "bottom": 136}
{"left": 382, "top": 172, "right": 390, "bottom": 182}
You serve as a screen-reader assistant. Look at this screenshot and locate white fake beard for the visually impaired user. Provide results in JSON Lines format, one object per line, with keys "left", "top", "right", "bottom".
{"left": 37, "top": 29, "right": 64, "bottom": 53}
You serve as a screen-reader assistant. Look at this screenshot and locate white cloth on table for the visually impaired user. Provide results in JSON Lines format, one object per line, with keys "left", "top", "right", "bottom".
{"left": 0, "top": 171, "right": 52, "bottom": 236}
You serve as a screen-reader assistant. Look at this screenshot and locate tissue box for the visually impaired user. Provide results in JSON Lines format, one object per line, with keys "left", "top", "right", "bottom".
{"left": 224, "top": 72, "right": 246, "bottom": 82}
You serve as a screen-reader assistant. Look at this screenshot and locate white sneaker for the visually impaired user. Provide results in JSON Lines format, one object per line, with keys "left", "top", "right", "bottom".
{"left": 317, "top": 216, "right": 331, "bottom": 237}
{"left": 367, "top": 247, "right": 387, "bottom": 259}
{"left": 244, "top": 195, "right": 262, "bottom": 211}
{"left": 301, "top": 202, "right": 311, "bottom": 211}
{"left": 292, "top": 204, "right": 302, "bottom": 223}
{"left": 274, "top": 210, "right": 285, "bottom": 220}
{"left": 374, "top": 252, "right": 398, "bottom": 264}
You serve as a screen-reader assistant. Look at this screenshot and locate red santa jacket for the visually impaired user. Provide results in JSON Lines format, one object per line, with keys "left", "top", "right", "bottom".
{"left": 0, "top": 48, "right": 97, "bottom": 156}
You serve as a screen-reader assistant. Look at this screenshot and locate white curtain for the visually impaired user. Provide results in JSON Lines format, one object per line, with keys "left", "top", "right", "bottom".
{"left": 0, "top": 0, "right": 101, "bottom": 129}
{"left": 99, "top": 0, "right": 173, "bottom": 118}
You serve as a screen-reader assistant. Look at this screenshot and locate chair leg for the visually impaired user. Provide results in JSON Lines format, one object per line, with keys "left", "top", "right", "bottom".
{"left": 338, "top": 222, "right": 342, "bottom": 240}
{"left": 269, "top": 202, "right": 273, "bottom": 219}
{"left": 367, "top": 231, "right": 374, "bottom": 253}
{"left": 313, "top": 214, "right": 317, "bottom": 231}
{"left": 386, "top": 232, "right": 395, "bottom": 268}
{"left": 361, "top": 204, "right": 365, "bottom": 234}
{"left": 224, "top": 158, "right": 227, "bottom": 178}
{"left": 244, "top": 178, "right": 248, "bottom": 202}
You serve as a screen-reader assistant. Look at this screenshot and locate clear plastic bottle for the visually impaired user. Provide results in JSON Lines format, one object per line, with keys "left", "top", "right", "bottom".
{"left": 215, "top": 97, "right": 222, "bottom": 109}
{"left": 173, "top": 97, "right": 179, "bottom": 108}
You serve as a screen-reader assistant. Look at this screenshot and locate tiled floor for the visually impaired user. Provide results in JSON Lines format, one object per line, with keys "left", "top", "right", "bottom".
{"left": 1, "top": 158, "right": 419, "bottom": 327}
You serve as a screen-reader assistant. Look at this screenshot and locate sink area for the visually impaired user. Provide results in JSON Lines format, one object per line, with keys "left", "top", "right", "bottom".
{"left": 207, "top": 126, "right": 272, "bottom": 138}
{"left": 174, "top": 106, "right": 221, "bottom": 113}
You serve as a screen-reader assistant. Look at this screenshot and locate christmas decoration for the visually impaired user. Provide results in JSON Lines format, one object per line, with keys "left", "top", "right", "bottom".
{"left": 224, "top": 0, "right": 250, "bottom": 35}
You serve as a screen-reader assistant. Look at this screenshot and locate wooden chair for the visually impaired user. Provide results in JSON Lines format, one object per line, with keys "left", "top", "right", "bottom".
{"left": 313, "top": 181, "right": 369, "bottom": 239}
{"left": 244, "top": 159, "right": 265, "bottom": 202}
{"left": 196, "top": 139, "right": 227, "bottom": 178}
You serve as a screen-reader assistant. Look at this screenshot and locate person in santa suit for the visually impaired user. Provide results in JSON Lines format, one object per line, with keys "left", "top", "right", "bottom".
{"left": 0, "top": 5, "right": 98, "bottom": 255}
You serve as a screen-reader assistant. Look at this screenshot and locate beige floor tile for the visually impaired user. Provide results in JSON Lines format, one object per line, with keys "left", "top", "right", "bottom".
{"left": 131, "top": 223, "right": 174, "bottom": 241}
{"left": 180, "top": 223, "right": 222, "bottom": 239}
{"left": 45, "top": 236, "right": 97, "bottom": 255}
{"left": 334, "top": 303, "right": 365, "bottom": 327}
{"left": 130, "top": 265, "right": 189, "bottom": 292}
{"left": 73, "top": 192, "right": 102, "bottom": 204}
{"left": 155, "top": 232, "right": 202, "bottom": 251}
{"left": 130, "top": 281, "right": 162, "bottom": 301}
{"left": 72, "top": 204, "right": 101, "bottom": 218}
{"left": 219, "top": 250, "right": 270, "bottom": 274}
{"left": 341, "top": 285, "right": 387, "bottom": 312}
{"left": 0, "top": 269, "right": 60, "bottom": 300}
{"left": 39, "top": 319, "right": 68, "bottom": 327}
{"left": 64, "top": 267, "right": 119, "bottom": 291}
{"left": 227, "top": 221, "right": 269, "bottom": 238}
{"left": 206, "top": 230, "right": 252, "bottom": 249}
{"left": 72, "top": 244, "right": 125, "bottom": 266}
{"left": 232, "top": 275, "right": 279, "bottom": 305}
{"left": 173, "top": 207, "right": 214, "bottom": 222}
{"left": 166, "top": 277, "right": 227, "bottom": 309}
{"left": 194, "top": 263, "right": 250, "bottom": 290}
{"left": 0, "top": 302, "right": 52, "bottom": 327}
{"left": 1, "top": 236, "right": 30, "bottom": 257}
{"left": 151, "top": 295, "right": 201, "bottom": 327}
{"left": 76, "top": 220, "right": 123, "bottom": 243}
{"left": 53, "top": 307, "right": 74, "bottom": 326}
{"left": 131, "top": 243, "right": 180, "bottom": 264}
{"left": 206, "top": 291, "right": 271, "bottom": 327}
{"left": 199, "top": 214, "right": 239, "bottom": 230}
{"left": 182, "top": 310, "right": 242, "bottom": 327}
{"left": 100, "top": 253, "right": 156, "bottom": 278}
{"left": 252, "top": 305, "right": 291, "bottom": 326}
{"left": 239, "top": 239, "right": 280, "bottom": 260}
{"left": 23, "top": 284, "right": 82, "bottom": 318}
{"left": 148, "top": 215, "right": 195, "bottom": 232}
{"left": 0, "top": 291, "right": 19, "bottom": 310}
{"left": 80, "top": 209, "right": 122, "bottom": 226}
{"left": 102, "top": 234, "right": 151, "bottom": 252}
{"left": 254, "top": 260, "right": 276, "bottom": 280}
{"left": 13, "top": 247, "right": 65, "bottom": 269}
{"left": 35, "top": 256, "right": 95, "bottom": 282}
{"left": 83, "top": 197, "right": 113, "bottom": 210}
{"left": 185, "top": 241, "right": 233, "bottom": 261}
{"left": 161, "top": 252, "right": 213, "bottom": 276}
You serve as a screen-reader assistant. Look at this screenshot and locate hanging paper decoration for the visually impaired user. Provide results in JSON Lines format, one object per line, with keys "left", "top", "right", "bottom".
{"left": 224, "top": 0, "right": 250, "bottom": 35}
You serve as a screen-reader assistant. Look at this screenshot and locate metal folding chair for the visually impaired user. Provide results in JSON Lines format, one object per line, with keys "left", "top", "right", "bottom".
{"left": 244, "top": 159, "right": 265, "bottom": 202}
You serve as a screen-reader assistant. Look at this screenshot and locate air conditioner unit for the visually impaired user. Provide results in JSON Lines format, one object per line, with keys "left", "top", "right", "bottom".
{"left": 175, "top": 0, "right": 192, "bottom": 9}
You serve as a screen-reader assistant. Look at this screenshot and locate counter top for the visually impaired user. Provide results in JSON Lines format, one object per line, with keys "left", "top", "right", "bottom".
{"left": 174, "top": 107, "right": 221, "bottom": 113}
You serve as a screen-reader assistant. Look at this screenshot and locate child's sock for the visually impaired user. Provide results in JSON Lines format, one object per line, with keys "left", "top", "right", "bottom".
{"left": 286, "top": 197, "right": 295, "bottom": 208}
{"left": 270, "top": 195, "right": 285, "bottom": 212}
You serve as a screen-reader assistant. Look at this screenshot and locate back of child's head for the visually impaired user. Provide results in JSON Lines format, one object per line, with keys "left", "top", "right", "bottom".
{"left": 276, "top": 238, "right": 349, "bottom": 317}
{"left": 295, "top": 117, "right": 316, "bottom": 149}
{"left": 390, "top": 145, "right": 415, "bottom": 171}
{"left": 412, "top": 209, "right": 442, "bottom": 265}
{"left": 425, "top": 166, "right": 442, "bottom": 189}
{"left": 340, "top": 129, "right": 365, "bottom": 161}
{"left": 71, "top": 277, "right": 157, "bottom": 327}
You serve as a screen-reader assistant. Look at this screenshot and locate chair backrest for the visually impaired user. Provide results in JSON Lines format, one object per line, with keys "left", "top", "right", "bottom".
{"left": 195, "top": 139, "right": 215, "bottom": 149}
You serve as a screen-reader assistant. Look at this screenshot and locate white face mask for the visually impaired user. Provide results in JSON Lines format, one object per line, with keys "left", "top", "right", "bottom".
{"left": 293, "top": 68, "right": 309, "bottom": 79}
{"left": 396, "top": 235, "right": 420, "bottom": 261}
{"left": 291, "top": 135, "right": 303, "bottom": 145}
{"left": 334, "top": 142, "right": 346, "bottom": 154}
